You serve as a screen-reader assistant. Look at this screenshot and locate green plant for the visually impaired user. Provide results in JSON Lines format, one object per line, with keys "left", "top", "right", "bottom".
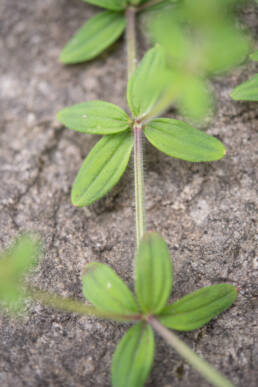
{"left": 0, "top": 233, "right": 237, "bottom": 387}
{"left": 231, "top": 50, "right": 258, "bottom": 101}
{"left": 0, "top": 0, "right": 253, "bottom": 386}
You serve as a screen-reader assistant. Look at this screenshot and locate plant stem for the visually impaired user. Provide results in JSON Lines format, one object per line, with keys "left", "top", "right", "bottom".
{"left": 148, "top": 316, "right": 235, "bottom": 387}
{"left": 126, "top": 7, "right": 137, "bottom": 79}
{"left": 126, "top": 7, "right": 146, "bottom": 247}
{"left": 27, "top": 288, "right": 142, "bottom": 322}
{"left": 133, "top": 122, "right": 145, "bottom": 247}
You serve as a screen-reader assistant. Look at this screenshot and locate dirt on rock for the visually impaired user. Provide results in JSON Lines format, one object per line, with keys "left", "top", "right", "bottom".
{"left": 0, "top": 1, "right": 257, "bottom": 386}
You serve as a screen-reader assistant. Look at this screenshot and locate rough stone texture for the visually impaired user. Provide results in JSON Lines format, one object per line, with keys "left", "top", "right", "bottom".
{"left": 0, "top": 0, "right": 257, "bottom": 386}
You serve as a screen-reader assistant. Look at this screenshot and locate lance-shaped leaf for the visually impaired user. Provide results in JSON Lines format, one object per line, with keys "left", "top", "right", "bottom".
{"left": 127, "top": 45, "right": 168, "bottom": 118}
{"left": 82, "top": 263, "right": 139, "bottom": 317}
{"left": 112, "top": 323, "right": 155, "bottom": 387}
{"left": 60, "top": 11, "right": 126, "bottom": 64}
{"left": 231, "top": 74, "right": 258, "bottom": 101}
{"left": 0, "top": 235, "right": 40, "bottom": 313}
{"left": 144, "top": 118, "right": 226, "bottom": 162}
{"left": 57, "top": 101, "right": 131, "bottom": 135}
{"left": 135, "top": 232, "right": 173, "bottom": 314}
{"left": 82, "top": 0, "right": 127, "bottom": 11}
{"left": 72, "top": 131, "right": 133, "bottom": 207}
{"left": 250, "top": 50, "right": 258, "bottom": 61}
{"left": 158, "top": 284, "right": 237, "bottom": 331}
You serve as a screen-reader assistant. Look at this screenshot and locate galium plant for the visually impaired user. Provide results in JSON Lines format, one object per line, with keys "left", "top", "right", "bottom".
{"left": 0, "top": 234, "right": 237, "bottom": 387}
{"left": 0, "top": 0, "right": 254, "bottom": 386}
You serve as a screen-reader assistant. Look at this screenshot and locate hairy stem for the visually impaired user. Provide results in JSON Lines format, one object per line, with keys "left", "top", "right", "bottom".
{"left": 148, "top": 317, "right": 235, "bottom": 387}
{"left": 126, "top": 7, "right": 146, "bottom": 247}
{"left": 27, "top": 288, "right": 141, "bottom": 321}
{"left": 133, "top": 122, "right": 145, "bottom": 246}
{"left": 126, "top": 7, "right": 137, "bottom": 79}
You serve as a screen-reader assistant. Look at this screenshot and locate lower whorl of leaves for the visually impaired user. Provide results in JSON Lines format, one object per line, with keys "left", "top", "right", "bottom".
{"left": 158, "top": 283, "right": 237, "bottom": 331}
{"left": 82, "top": 262, "right": 139, "bottom": 317}
{"left": 112, "top": 323, "right": 155, "bottom": 387}
{"left": 71, "top": 131, "right": 133, "bottom": 207}
{"left": 135, "top": 231, "right": 173, "bottom": 314}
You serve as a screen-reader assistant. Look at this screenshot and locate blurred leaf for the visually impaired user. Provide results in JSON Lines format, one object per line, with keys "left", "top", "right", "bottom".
{"left": 112, "top": 323, "right": 155, "bottom": 387}
{"left": 250, "top": 50, "right": 258, "bottom": 61}
{"left": 71, "top": 131, "right": 133, "bottom": 207}
{"left": 147, "top": 0, "right": 250, "bottom": 120}
{"left": 57, "top": 101, "right": 131, "bottom": 135}
{"left": 127, "top": 45, "right": 168, "bottom": 118}
{"left": 82, "top": 262, "right": 139, "bottom": 317}
{"left": 158, "top": 284, "right": 237, "bottom": 331}
{"left": 176, "top": 75, "right": 213, "bottom": 120}
{"left": 201, "top": 23, "right": 250, "bottom": 75}
{"left": 144, "top": 118, "right": 226, "bottom": 162}
{"left": 82, "top": 0, "right": 127, "bottom": 11}
{"left": 0, "top": 235, "right": 40, "bottom": 313}
{"left": 231, "top": 74, "right": 258, "bottom": 101}
{"left": 135, "top": 232, "right": 173, "bottom": 314}
{"left": 60, "top": 11, "right": 125, "bottom": 64}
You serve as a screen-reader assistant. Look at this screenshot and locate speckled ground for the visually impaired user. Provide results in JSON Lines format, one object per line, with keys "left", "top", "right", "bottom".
{"left": 0, "top": 1, "right": 257, "bottom": 386}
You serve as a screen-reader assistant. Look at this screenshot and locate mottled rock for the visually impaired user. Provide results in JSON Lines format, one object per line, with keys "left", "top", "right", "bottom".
{"left": 0, "top": 1, "right": 257, "bottom": 386}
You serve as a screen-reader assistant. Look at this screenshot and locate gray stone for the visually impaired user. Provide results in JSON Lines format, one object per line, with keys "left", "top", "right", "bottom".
{"left": 0, "top": 0, "right": 257, "bottom": 386}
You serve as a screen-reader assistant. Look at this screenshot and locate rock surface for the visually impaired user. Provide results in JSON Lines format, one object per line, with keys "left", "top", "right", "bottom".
{"left": 0, "top": 0, "right": 257, "bottom": 386}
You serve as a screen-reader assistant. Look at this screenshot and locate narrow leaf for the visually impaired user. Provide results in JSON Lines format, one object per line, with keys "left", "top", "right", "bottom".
{"left": 72, "top": 131, "right": 133, "bottom": 207}
{"left": 60, "top": 11, "right": 126, "bottom": 64}
{"left": 112, "top": 323, "right": 155, "bottom": 387}
{"left": 144, "top": 118, "right": 226, "bottom": 162}
{"left": 0, "top": 235, "right": 40, "bottom": 313}
{"left": 159, "top": 284, "right": 237, "bottom": 331}
{"left": 135, "top": 232, "right": 173, "bottom": 314}
{"left": 82, "top": 0, "right": 127, "bottom": 11}
{"left": 127, "top": 45, "right": 168, "bottom": 118}
{"left": 250, "top": 50, "right": 258, "bottom": 61}
{"left": 231, "top": 74, "right": 258, "bottom": 101}
{"left": 57, "top": 100, "right": 131, "bottom": 135}
{"left": 82, "top": 263, "right": 139, "bottom": 317}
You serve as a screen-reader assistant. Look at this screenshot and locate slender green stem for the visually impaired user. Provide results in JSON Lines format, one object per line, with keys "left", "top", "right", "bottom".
{"left": 126, "top": 7, "right": 137, "bottom": 79}
{"left": 133, "top": 122, "right": 145, "bottom": 246}
{"left": 126, "top": 7, "right": 146, "bottom": 247}
{"left": 148, "top": 317, "right": 235, "bottom": 387}
{"left": 27, "top": 288, "right": 142, "bottom": 322}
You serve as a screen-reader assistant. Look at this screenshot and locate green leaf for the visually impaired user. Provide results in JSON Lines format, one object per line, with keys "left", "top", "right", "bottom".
{"left": 144, "top": 118, "right": 226, "bottom": 162}
{"left": 82, "top": 0, "right": 127, "bottom": 11}
{"left": 0, "top": 235, "right": 40, "bottom": 313}
{"left": 250, "top": 50, "right": 258, "bottom": 61}
{"left": 112, "top": 323, "right": 155, "bottom": 387}
{"left": 82, "top": 262, "right": 139, "bottom": 317}
{"left": 57, "top": 101, "right": 131, "bottom": 135}
{"left": 127, "top": 45, "right": 167, "bottom": 118}
{"left": 60, "top": 11, "right": 126, "bottom": 64}
{"left": 231, "top": 74, "right": 258, "bottom": 101}
{"left": 135, "top": 232, "right": 173, "bottom": 314}
{"left": 158, "top": 284, "right": 237, "bottom": 331}
{"left": 72, "top": 131, "right": 133, "bottom": 207}
{"left": 176, "top": 75, "right": 213, "bottom": 121}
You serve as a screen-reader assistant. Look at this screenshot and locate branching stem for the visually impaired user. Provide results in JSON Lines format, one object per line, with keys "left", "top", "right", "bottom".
{"left": 148, "top": 316, "right": 235, "bottom": 387}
